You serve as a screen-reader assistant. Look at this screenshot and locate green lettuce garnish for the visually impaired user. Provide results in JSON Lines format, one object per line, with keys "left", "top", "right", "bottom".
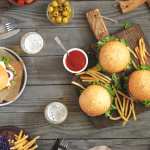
{"left": 142, "top": 100, "right": 150, "bottom": 107}
{"left": 0, "top": 56, "right": 11, "bottom": 66}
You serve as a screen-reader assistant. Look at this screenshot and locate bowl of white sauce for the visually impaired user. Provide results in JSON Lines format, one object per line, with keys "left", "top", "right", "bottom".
{"left": 21, "top": 32, "right": 44, "bottom": 54}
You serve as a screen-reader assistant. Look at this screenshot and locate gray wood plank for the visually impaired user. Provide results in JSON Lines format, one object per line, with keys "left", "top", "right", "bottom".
{"left": 0, "top": 103, "right": 149, "bottom": 138}
{"left": 0, "top": 27, "right": 149, "bottom": 56}
{"left": 37, "top": 139, "right": 150, "bottom": 150}
{"left": 0, "top": 28, "right": 96, "bottom": 56}
{"left": 0, "top": 1, "right": 149, "bottom": 29}
{"left": 23, "top": 56, "right": 72, "bottom": 85}
{"left": 0, "top": 85, "right": 78, "bottom": 113}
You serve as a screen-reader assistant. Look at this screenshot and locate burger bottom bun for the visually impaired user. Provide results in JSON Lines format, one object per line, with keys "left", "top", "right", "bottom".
{"left": 79, "top": 85, "right": 112, "bottom": 117}
{"left": 129, "top": 70, "right": 150, "bottom": 101}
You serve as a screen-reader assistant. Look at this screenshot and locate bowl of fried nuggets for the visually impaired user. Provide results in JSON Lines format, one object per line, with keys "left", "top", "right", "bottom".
{"left": 0, "top": 126, "right": 39, "bottom": 150}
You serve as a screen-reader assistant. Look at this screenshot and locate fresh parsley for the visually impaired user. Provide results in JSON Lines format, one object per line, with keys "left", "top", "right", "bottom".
{"left": 105, "top": 102, "right": 116, "bottom": 118}
{"left": 122, "top": 20, "right": 133, "bottom": 29}
{"left": 97, "top": 35, "right": 129, "bottom": 49}
{"left": 105, "top": 84, "right": 116, "bottom": 97}
{"left": 138, "top": 65, "right": 150, "bottom": 71}
{"left": 0, "top": 56, "right": 11, "bottom": 66}
{"left": 97, "top": 35, "right": 117, "bottom": 48}
{"left": 142, "top": 100, "right": 150, "bottom": 107}
{"left": 120, "top": 38, "right": 129, "bottom": 46}
{"left": 111, "top": 73, "right": 121, "bottom": 90}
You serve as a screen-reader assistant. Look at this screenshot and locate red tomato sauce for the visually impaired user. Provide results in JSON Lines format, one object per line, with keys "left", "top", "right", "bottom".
{"left": 65, "top": 50, "right": 86, "bottom": 72}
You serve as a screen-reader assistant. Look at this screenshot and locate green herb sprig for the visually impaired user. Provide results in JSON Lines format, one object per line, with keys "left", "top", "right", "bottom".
{"left": 0, "top": 56, "right": 11, "bottom": 66}
{"left": 122, "top": 21, "right": 133, "bottom": 29}
{"left": 97, "top": 35, "right": 129, "bottom": 49}
{"left": 138, "top": 65, "right": 150, "bottom": 71}
{"left": 142, "top": 100, "right": 150, "bottom": 107}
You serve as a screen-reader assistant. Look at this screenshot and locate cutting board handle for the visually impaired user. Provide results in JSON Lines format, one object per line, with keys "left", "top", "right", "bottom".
{"left": 86, "top": 9, "right": 109, "bottom": 41}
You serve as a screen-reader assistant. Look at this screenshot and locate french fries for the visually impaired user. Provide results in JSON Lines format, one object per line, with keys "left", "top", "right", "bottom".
{"left": 115, "top": 90, "right": 136, "bottom": 126}
{"left": 10, "top": 130, "right": 39, "bottom": 150}
{"left": 134, "top": 37, "right": 150, "bottom": 65}
{"left": 77, "top": 70, "right": 111, "bottom": 85}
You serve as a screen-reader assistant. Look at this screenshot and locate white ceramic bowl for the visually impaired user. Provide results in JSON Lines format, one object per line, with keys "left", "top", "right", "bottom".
{"left": 63, "top": 48, "right": 88, "bottom": 74}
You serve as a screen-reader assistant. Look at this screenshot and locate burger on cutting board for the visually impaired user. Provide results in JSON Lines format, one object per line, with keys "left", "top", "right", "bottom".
{"left": 79, "top": 39, "right": 131, "bottom": 117}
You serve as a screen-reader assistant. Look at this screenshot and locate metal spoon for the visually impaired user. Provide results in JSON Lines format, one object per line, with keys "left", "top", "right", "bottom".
{"left": 54, "top": 36, "right": 69, "bottom": 55}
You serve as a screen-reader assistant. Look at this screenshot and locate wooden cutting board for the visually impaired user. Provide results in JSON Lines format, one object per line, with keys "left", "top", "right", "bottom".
{"left": 75, "top": 9, "right": 150, "bottom": 128}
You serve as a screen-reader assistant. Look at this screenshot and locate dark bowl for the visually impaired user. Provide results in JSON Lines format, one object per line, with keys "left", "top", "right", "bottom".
{"left": 8, "top": 0, "right": 37, "bottom": 7}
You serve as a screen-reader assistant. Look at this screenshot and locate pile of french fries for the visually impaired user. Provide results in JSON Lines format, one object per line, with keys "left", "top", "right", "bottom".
{"left": 135, "top": 37, "right": 150, "bottom": 65}
{"left": 115, "top": 90, "right": 136, "bottom": 126}
{"left": 10, "top": 130, "right": 39, "bottom": 150}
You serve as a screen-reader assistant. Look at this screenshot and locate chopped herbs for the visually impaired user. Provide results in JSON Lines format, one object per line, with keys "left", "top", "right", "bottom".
{"left": 122, "top": 20, "right": 133, "bottom": 29}
{"left": 105, "top": 102, "right": 116, "bottom": 118}
{"left": 138, "top": 65, "right": 150, "bottom": 71}
{"left": 0, "top": 56, "right": 11, "bottom": 66}
{"left": 111, "top": 73, "right": 121, "bottom": 90}
{"left": 120, "top": 38, "right": 129, "bottom": 46}
{"left": 97, "top": 35, "right": 129, "bottom": 49}
{"left": 95, "top": 64, "right": 102, "bottom": 72}
{"left": 105, "top": 84, "right": 116, "bottom": 97}
{"left": 142, "top": 100, "right": 150, "bottom": 107}
{"left": 97, "top": 35, "right": 117, "bottom": 48}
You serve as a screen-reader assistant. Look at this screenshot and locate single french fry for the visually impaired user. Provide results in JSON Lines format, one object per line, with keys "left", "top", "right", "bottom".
{"left": 131, "top": 101, "right": 137, "bottom": 121}
{"left": 122, "top": 97, "right": 126, "bottom": 116}
{"left": 109, "top": 116, "right": 121, "bottom": 121}
{"left": 18, "top": 130, "right": 23, "bottom": 140}
{"left": 115, "top": 93, "right": 123, "bottom": 110}
{"left": 124, "top": 99, "right": 129, "bottom": 117}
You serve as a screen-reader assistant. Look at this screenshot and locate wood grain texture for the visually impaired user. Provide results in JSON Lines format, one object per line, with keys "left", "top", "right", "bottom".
{"left": 0, "top": 0, "right": 149, "bottom": 149}
{"left": 0, "top": 1, "right": 149, "bottom": 29}
{"left": 0, "top": 111, "right": 150, "bottom": 139}
{"left": 38, "top": 139, "right": 150, "bottom": 150}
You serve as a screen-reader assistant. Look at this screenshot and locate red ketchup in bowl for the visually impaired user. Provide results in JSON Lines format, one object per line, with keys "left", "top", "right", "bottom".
{"left": 63, "top": 48, "right": 88, "bottom": 73}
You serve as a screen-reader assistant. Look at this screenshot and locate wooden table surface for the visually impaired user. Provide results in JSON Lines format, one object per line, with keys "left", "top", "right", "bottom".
{"left": 0, "top": 0, "right": 150, "bottom": 149}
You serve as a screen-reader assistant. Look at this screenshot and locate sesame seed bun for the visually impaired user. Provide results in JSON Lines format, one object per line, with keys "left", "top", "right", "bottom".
{"left": 128, "top": 70, "right": 150, "bottom": 101}
{"left": 79, "top": 85, "right": 112, "bottom": 117}
{"left": 99, "top": 40, "right": 130, "bottom": 73}
{"left": 0, "top": 65, "right": 9, "bottom": 91}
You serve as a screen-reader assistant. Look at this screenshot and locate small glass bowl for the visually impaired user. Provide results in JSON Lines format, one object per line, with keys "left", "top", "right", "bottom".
{"left": 47, "top": 1, "right": 74, "bottom": 25}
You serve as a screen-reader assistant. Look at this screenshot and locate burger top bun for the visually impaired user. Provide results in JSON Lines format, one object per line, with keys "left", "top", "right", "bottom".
{"left": 0, "top": 65, "right": 9, "bottom": 91}
{"left": 79, "top": 85, "right": 112, "bottom": 117}
{"left": 99, "top": 40, "right": 130, "bottom": 73}
{"left": 128, "top": 70, "right": 150, "bottom": 101}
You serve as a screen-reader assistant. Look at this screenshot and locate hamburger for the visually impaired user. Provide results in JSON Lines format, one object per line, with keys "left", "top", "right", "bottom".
{"left": 79, "top": 85, "right": 112, "bottom": 117}
{"left": 0, "top": 57, "right": 15, "bottom": 91}
{"left": 128, "top": 70, "right": 150, "bottom": 101}
{"left": 99, "top": 40, "right": 130, "bottom": 73}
